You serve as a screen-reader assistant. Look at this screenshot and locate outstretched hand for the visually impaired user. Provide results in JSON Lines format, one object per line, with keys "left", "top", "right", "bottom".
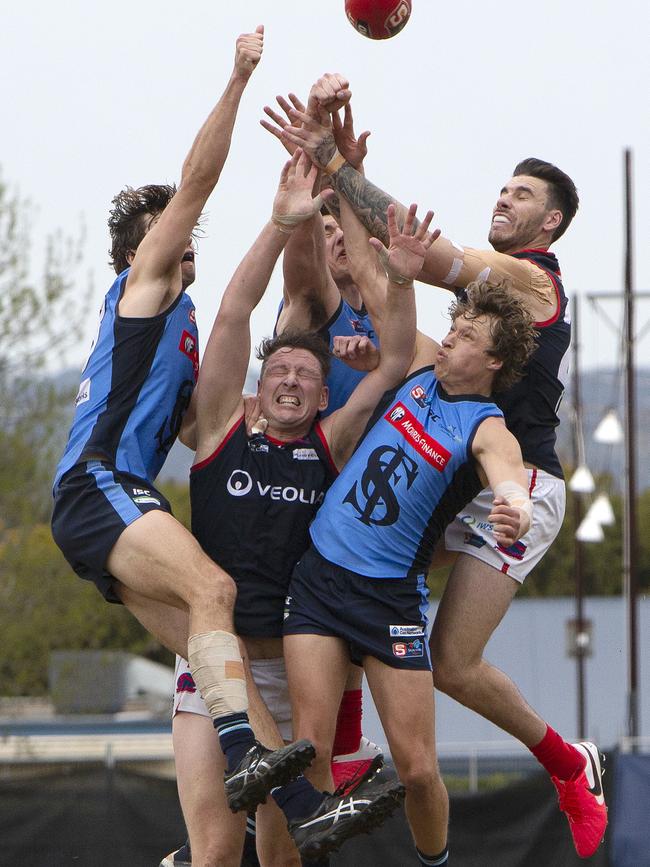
{"left": 234, "top": 25, "right": 264, "bottom": 80}
{"left": 261, "top": 93, "right": 307, "bottom": 156}
{"left": 370, "top": 204, "right": 439, "bottom": 283}
{"left": 272, "top": 149, "right": 334, "bottom": 230}
{"left": 332, "top": 103, "right": 370, "bottom": 171}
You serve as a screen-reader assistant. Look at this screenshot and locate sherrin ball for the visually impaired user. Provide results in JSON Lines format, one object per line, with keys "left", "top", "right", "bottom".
{"left": 345, "top": 0, "right": 412, "bottom": 40}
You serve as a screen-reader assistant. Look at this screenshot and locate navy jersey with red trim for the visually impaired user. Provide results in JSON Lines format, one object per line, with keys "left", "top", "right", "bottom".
{"left": 190, "top": 418, "right": 337, "bottom": 637}
{"left": 495, "top": 250, "right": 570, "bottom": 478}
{"left": 54, "top": 269, "right": 198, "bottom": 488}
{"left": 310, "top": 368, "right": 502, "bottom": 580}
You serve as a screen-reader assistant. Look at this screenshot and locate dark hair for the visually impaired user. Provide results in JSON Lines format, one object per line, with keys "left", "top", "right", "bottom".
{"left": 107, "top": 184, "right": 177, "bottom": 274}
{"left": 513, "top": 158, "right": 579, "bottom": 243}
{"left": 256, "top": 329, "right": 332, "bottom": 380}
{"left": 449, "top": 281, "right": 537, "bottom": 393}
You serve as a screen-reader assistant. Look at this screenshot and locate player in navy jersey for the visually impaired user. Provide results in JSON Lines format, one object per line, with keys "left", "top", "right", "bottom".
{"left": 261, "top": 95, "right": 384, "bottom": 790}
{"left": 279, "top": 73, "right": 607, "bottom": 861}
{"left": 161, "top": 154, "right": 438, "bottom": 865}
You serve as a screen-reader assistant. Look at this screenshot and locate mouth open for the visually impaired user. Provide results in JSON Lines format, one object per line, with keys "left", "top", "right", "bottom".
{"left": 277, "top": 395, "right": 300, "bottom": 406}
{"left": 182, "top": 251, "right": 195, "bottom": 263}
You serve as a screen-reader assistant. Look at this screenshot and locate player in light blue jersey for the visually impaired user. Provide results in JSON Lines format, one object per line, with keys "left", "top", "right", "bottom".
{"left": 282, "top": 206, "right": 537, "bottom": 865}
{"left": 48, "top": 30, "right": 324, "bottom": 867}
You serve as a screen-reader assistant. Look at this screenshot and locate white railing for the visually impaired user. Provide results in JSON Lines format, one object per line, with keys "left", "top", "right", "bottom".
{"left": 0, "top": 732, "right": 173, "bottom": 765}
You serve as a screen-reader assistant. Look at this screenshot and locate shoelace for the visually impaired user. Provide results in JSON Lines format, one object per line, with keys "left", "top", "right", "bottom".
{"left": 557, "top": 780, "right": 582, "bottom": 819}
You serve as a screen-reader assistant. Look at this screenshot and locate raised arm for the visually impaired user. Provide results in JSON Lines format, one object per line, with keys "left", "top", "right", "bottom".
{"left": 194, "top": 151, "right": 330, "bottom": 462}
{"left": 121, "top": 27, "right": 264, "bottom": 317}
{"left": 323, "top": 204, "right": 436, "bottom": 468}
{"left": 282, "top": 75, "right": 556, "bottom": 318}
{"left": 472, "top": 417, "right": 533, "bottom": 547}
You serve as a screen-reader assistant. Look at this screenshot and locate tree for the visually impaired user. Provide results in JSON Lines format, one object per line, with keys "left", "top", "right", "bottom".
{"left": 0, "top": 170, "right": 91, "bottom": 527}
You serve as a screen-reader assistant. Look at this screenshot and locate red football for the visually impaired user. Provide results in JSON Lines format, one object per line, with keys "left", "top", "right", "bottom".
{"left": 345, "top": 0, "right": 412, "bottom": 40}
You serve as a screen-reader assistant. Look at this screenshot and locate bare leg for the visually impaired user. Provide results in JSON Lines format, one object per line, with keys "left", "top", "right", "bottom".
{"left": 106, "top": 510, "right": 236, "bottom": 635}
{"left": 173, "top": 712, "right": 246, "bottom": 867}
{"left": 364, "top": 657, "right": 448, "bottom": 856}
{"left": 284, "top": 633, "right": 349, "bottom": 792}
{"left": 430, "top": 554, "right": 547, "bottom": 746}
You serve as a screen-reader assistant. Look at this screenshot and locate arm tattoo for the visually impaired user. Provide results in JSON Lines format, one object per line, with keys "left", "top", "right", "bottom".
{"left": 332, "top": 164, "right": 418, "bottom": 245}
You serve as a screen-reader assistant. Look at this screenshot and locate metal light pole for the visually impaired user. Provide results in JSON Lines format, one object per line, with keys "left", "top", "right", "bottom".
{"left": 622, "top": 148, "right": 639, "bottom": 741}
{"left": 570, "top": 295, "right": 587, "bottom": 738}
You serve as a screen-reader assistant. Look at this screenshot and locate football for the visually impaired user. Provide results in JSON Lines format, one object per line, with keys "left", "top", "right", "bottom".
{"left": 345, "top": 0, "right": 412, "bottom": 40}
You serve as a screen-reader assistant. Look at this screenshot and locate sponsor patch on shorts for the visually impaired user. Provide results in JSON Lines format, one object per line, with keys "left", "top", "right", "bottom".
{"left": 392, "top": 639, "right": 424, "bottom": 658}
{"left": 389, "top": 624, "right": 425, "bottom": 637}
{"left": 463, "top": 532, "right": 487, "bottom": 549}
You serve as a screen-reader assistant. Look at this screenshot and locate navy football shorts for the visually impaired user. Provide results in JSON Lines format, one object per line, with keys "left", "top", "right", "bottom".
{"left": 284, "top": 545, "right": 431, "bottom": 671}
{"left": 51, "top": 460, "right": 172, "bottom": 603}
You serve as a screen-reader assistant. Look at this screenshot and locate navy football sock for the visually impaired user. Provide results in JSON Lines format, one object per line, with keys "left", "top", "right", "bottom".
{"left": 214, "top": 711, "right": 255, "bottom": 772}
{"left": 417, "top": 845, "right": 449, "bottom": 865}
{"left": 271, "top": 775, "right": 325, "bottom": 822}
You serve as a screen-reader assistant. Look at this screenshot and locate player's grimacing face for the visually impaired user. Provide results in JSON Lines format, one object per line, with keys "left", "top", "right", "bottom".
{"left": 488, "top": 174, "right": 552, "bottom": 252}
{"left": 258, "top": 347, "right": 328, "bottom": 428}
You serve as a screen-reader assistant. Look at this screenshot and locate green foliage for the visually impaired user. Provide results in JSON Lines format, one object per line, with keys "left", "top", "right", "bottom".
{"left": 0, "top": 172, "right": 91, "bottom": 529}
{"left": 0, "top": 524, "right": 171, "bottom": 696}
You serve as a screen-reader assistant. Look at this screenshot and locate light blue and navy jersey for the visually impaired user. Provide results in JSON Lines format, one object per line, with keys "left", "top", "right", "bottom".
{"left": 316, "top": 299, "right": 378, "bottom": 416}
{"left": 310, "top": 367, "right": 502, "bottom": 579}
{"left": 275, "top": 298, "right": 378, "bottom": 417}
{"left": 54, "top": 268, "right": 198, "bottom": 488}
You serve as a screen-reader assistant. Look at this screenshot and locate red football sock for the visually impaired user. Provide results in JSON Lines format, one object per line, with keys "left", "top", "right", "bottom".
{"left": 332, "top": 689, "right": 362, "bottom": 757}
{"left": 530, "top": 725, "right": 584, "bottom": 780}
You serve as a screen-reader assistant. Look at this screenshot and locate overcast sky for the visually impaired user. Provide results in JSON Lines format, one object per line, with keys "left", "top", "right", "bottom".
{"left": 3, "top": 1, "right": 648, "bottom": 378}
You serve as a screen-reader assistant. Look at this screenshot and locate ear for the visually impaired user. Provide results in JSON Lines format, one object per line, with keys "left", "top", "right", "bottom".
{"left": 319, "top": 384, "right": 329, "bottom": 412}
{"left": 126, "top": 249, "right": 136, "bottom": 265}
{"left": 542, "top": 209, "right": 562, "bottom": 235}
{"left": 487, "top": 355, "right": 503, "bottom": 373}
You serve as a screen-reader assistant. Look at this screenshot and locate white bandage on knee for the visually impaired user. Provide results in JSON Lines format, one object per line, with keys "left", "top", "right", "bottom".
{"left": 187, "top": 630, "right": 248, "bottom": 720}
{"left": 493, "top": 481, "right": 533, "bottom": 537}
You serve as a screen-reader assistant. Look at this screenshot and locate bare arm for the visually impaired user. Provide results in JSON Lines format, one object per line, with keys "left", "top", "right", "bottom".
{"left": 121, "top": 27, "right": 264, "bottom": 317}
{"left": 194, "top": 151, "right": 330, "bottom": 462}
{"left": 282, "top": 78, "right": 556, "bottom": 318}
{"left": 322, "top": 204, "right": 436, "bottom": 468}
{"left": 472, "top": 417, "right": 532, "bottom": 546}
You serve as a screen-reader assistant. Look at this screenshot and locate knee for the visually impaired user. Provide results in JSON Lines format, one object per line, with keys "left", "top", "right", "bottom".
{"left": 398, "top": 756, "right": 444, "bottom": 797}
{"left": 430, "top": 639, "right": 476, "bottom": 699}
{"left": 190, "top": 564, "right": 237, "bottom": 611}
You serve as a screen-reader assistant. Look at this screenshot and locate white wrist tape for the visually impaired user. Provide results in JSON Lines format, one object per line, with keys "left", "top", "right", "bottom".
{"left": 493, "top": 480, "right": 532, "bottom": 535}
{"left": 187, "top": 630, "right": 248, "bottom": 720}
{"left": 272, "top": 194, "right": 325, "bottom": 233}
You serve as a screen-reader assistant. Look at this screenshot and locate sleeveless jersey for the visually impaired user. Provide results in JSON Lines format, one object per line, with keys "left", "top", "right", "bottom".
{"left": 317, "top": 299, "right": 378, "bottom": 416}
{"left": 190, "top": 417, "right": 337, "bottom": 637}
{"left": 310, "top": 368, "right": 502, "bottom": 580}
{"left": 275, "top": 298, "right": 378, "bottom": 417}
{"left": 486, "top": 249, "right": 569, "bottom": 478}
{"left": 54, "top": 269, "right": 198, "bottom": 488}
